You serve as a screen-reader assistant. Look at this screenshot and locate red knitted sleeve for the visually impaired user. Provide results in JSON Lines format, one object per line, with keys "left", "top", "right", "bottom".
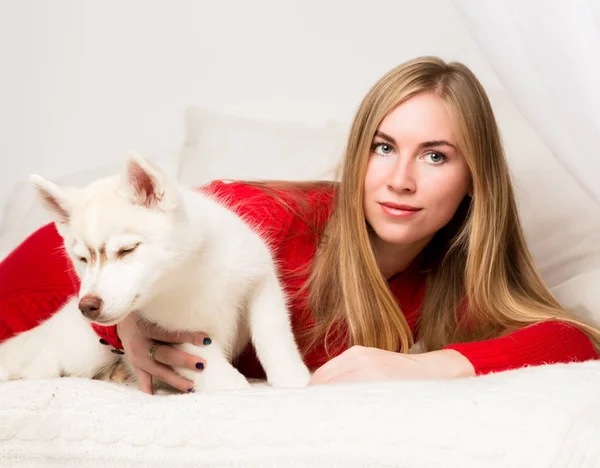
{"left": 0, "top": 222, "right": 78, "bottom": 342}
{"left": 444, "top": 320, "right": 599, "bottom": 375}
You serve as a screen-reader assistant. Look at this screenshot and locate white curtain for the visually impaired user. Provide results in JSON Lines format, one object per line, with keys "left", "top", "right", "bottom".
{"left": 453, "top": 0, "right": 600, "bottom": 205}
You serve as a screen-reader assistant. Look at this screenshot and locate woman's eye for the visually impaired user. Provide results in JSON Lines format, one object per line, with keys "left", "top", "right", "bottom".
{"left": 424, "top": 151, "right": 447, "bottom": 164}
{"left": 373, "top": 143, "right": 394, "bottom": 156}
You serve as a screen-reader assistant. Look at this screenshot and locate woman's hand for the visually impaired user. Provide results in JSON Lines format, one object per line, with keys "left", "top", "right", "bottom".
{"left": 308, "top": 345, "right": 475, "bottom": 385}
{"left": 116, "top": 312, "right": 210, "bottom": 394}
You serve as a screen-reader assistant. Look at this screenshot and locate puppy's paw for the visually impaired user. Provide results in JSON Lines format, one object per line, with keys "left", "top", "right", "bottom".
{"left": 267, "top": 364, "right": 311, "bottom": 388}
{"left": 107, "top": 360, "right": 133, "bottom": 383}
{"left": 94, "top": 359, "right": 133, "bottom": 384}
{"left": 190, "top": 365, "right": 251, "bottom": 393}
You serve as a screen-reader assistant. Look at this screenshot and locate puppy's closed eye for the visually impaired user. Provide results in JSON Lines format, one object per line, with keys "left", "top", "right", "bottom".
{"left": 117, "top": 243, "right": 141, "bottom": 258}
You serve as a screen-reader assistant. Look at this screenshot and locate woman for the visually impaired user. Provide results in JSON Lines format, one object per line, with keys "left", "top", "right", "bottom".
{"left": 1, "top": 56, "right": 599, "bottom": 394}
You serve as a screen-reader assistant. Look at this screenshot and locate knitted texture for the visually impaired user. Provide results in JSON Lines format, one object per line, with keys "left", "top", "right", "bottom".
{"left": 0, "top": 361, "right": 599, "bottom": 467}
{"left": 0, "top": 223, "right": 78, "bottom": 341}
{"left": 444, "top": 320, "right": 599, "bottom": 374}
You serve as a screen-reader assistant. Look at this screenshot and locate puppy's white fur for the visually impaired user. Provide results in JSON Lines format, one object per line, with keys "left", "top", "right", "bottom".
{"left": 0, "top": 151, "right": 310, "bottom": 391}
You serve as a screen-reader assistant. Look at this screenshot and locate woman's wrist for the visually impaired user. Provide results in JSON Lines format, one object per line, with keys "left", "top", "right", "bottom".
{"left": 415, "top": 349, "right": 476, "bottom": 379}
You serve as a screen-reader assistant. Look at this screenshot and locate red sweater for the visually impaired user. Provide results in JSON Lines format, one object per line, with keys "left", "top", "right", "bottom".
{"left": 0, "top": 180, "right": 597, "bottom": 377}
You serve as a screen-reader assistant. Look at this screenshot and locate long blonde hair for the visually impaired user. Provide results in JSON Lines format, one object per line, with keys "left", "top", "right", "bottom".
{"left": 298, "top": 56, "right": 600, "bottom": 355}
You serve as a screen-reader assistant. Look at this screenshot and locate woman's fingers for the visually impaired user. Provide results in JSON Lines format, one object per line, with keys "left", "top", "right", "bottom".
{"left": 151, "top": 342, "right": 206, "bottom": 372}
{"left": 309, "top": 349, "right": 355, "bottom": 385}
{"left": 144, "top": 359, "right": 196, "bottom": 393}
{"left": 135, "top": 368, "right": 154, "bottom": 395}
{"left": 141, "top": 322, "right": 210, "bottom": 347}
{"left": 118, "top": 313, "right": 208, "bottom": 393}
{"left": 132, "top": 345, "right": 199, "bottom": 394}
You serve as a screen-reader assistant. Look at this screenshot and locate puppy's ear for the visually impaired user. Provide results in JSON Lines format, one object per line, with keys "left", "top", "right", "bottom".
{"left": 30, "top": 175, "right": 73, "bottom": 225}
{"left": 121, "top": 150, "right": 170, "bottom": 209}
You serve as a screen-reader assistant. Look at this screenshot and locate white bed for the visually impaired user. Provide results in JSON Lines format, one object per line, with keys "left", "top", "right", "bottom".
{"left": 1, "top": 96, "right": 600, "bottom": 467}
{"left": 1, "top": 361, "right": 599, "bottom": 468}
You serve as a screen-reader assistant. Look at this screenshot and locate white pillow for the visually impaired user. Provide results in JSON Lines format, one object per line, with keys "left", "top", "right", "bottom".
{"left": 178, "top": 100, "right": 600, "bottom": 329}
{"left": 177, "top": 107, "right": 347, "bottom": 187}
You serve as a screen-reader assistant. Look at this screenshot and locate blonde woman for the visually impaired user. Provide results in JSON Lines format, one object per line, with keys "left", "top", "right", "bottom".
{"left": 1, "top": 56, "right": 598, "bottom": 393}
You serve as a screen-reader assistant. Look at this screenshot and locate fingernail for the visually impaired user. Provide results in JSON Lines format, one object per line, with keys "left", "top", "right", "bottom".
{"left": 203, "top": 337, "right": 212, "bottom": 346}
{"left": 195, "top": 362, "right": 204, "bottom": 370}
{"left": 188, "top": 388, "right": 194, "bottom": 393}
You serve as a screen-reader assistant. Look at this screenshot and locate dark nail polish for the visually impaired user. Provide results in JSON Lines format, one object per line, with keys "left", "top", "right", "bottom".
{"left": 188, "top": 388, "right": 194, "bottom": 393}
{"left": 203, "top": 337, "right": 212, "bottom": 346}
{"left": 195, "top": 362, "right": 204, "bottom": 370}
{"left": 99, "top": 338, "right": 108, "bottom": 345}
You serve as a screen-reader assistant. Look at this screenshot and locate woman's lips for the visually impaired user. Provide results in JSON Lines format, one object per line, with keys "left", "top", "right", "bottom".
{"left": 378, "top": 202, "right": 422, "bottom": 218}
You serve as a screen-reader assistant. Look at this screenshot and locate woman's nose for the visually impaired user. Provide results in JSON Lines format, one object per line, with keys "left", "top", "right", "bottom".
{"left": 387, "top": 159, "right": 417, "bottom": 193}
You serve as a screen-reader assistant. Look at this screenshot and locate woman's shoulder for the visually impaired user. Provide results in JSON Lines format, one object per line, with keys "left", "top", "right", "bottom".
{"left": 196, "top": 179, "right": 337, "bottom": 251}
{"left": 198, "top": 179, "right": 336, "bottom": 201}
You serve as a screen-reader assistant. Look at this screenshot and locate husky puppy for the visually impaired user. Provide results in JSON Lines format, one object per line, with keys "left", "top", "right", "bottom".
{"left": 0, "top": 151, "right": 311, "bottom": 392}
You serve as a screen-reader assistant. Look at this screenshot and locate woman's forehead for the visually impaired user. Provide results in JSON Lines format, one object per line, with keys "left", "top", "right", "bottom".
{"left": 376, "top": 93, "right": 458, "bottom": 146}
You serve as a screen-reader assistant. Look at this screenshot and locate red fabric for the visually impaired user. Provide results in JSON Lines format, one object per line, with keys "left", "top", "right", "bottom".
{"left": 0, "top": 180, "right": 597, "bottom": 377}
{"left": 0, "top": 222, "right": 79, "bottom": 342}
{"left": 444, "top": 320, "right": 599, "bottom": 375}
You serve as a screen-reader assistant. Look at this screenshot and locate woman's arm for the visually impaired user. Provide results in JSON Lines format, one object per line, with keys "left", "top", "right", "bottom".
{"left": 308, "top": 345, "right": 474, "bottom": 385}
{"left": 0, "top": 223, "right": 77, "bottom": 343}
{"left": 443, "top": 320, "right": 599, "bottom": 375}
{"left": 309, "top": 320, "right": 598, "bottom": 385}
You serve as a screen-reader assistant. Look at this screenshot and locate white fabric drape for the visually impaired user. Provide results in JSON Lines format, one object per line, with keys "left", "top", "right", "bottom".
{"left": 453, "top": 0, "right": 600, "bottom": 205}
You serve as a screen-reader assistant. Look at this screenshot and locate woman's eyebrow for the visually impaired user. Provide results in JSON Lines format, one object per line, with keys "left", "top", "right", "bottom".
{"left": 419, "top": 140, "right": 457, "bottom": 150}
{"left": 374, "top": 131, "right": 396, "bottom": 145}
{"left": 374, "top": 131, "right": 456, "bottom": 150}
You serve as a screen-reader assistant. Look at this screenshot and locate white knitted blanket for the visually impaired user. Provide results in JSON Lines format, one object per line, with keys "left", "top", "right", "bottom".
{"left": 1, "top": 361, "right": 599, "bottom": 468}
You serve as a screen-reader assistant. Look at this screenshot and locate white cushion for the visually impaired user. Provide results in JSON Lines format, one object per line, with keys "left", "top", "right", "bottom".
{"left": 177, "top": 107, "right": 347, "bottom": 187}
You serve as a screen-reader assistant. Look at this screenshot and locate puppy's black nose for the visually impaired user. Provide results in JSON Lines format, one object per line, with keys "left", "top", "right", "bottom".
{"left": 78, "top": 294, "right": 103, "bottom": 320}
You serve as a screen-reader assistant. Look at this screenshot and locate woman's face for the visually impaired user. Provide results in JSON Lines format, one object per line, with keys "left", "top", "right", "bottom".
{"left": 363, "top": 92, "right": 471, "bottom": 251}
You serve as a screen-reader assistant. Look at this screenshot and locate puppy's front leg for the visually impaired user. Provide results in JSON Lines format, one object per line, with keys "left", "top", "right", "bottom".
{"left": 247, "top": 270, "right": 311, "bottom": 388}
